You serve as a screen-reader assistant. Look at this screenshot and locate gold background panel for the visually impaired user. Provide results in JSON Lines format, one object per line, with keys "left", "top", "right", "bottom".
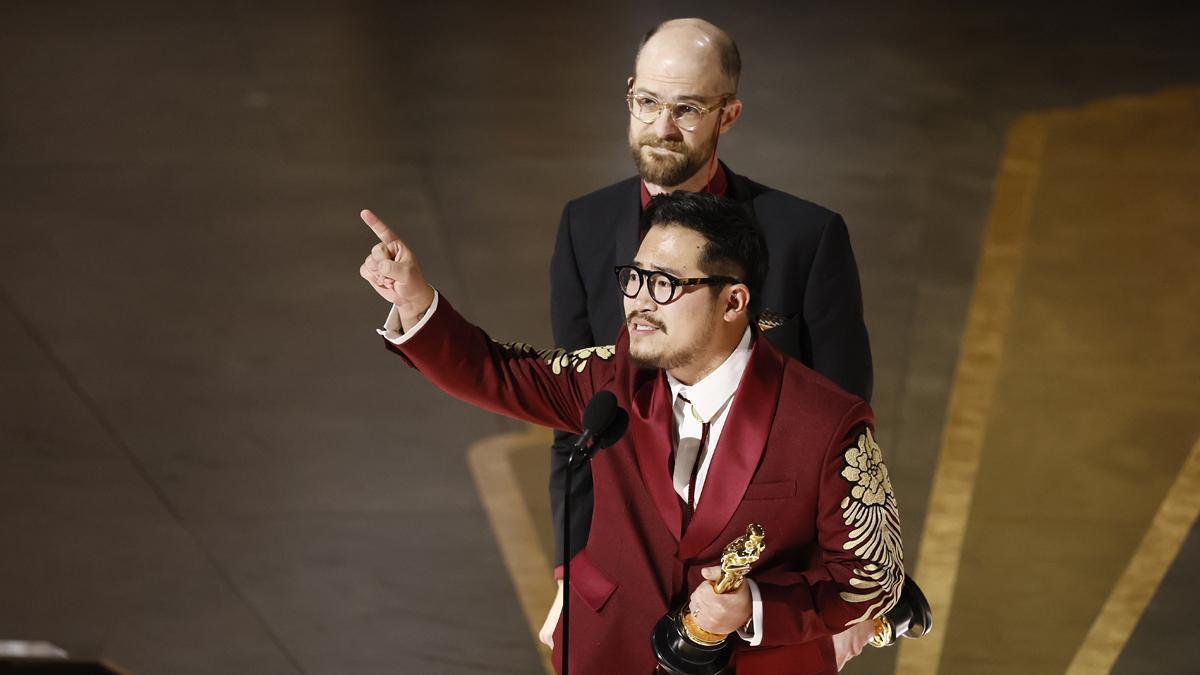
{"left": 917, "top": 89, "right": 1200, "bottom": 674}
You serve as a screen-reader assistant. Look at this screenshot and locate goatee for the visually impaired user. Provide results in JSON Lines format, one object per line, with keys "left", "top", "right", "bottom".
{"left": 628, "top": 351, "right": 660, "bottom": 370}
{"left": 630, "top": 132, "right": 712, "bottom": 187}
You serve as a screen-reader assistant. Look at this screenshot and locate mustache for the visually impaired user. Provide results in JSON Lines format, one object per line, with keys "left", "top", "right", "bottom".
{"left": 636, "top": 134, "right": 688, "bottom": 154}
{"left": 626, "top": 311, "right": 666, "bottom": 332}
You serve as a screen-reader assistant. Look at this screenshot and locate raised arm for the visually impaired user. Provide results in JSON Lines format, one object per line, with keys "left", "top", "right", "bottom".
{"left": 359, "top": 208, "right": 437, "bottom": 330}
{"left": 359, "top": 209, "right": 611, "bottom": 432}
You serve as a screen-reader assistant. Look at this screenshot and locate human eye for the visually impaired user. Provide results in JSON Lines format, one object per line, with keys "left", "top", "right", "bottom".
{"left": 672, "top": 104, "right": 704, "bottom": 127}
{"left": 634, "top": 94, "right": 659, "bottom": 110}
{"left": 621, "top": 267, "right": 642, "bottom": 291}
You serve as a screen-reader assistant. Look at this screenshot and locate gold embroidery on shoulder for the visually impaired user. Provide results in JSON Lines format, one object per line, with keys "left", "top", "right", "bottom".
{"left": 837, "top": 428, "right": 904, "bottom": 625}
{"left": 495, "top": 342, "right": 615, "bottom": 375}
{"left": 756, "top": 309, "right": 791, "bottom": 332}
{"left": 496, "top": 341, "right": 539, "bottom": 359}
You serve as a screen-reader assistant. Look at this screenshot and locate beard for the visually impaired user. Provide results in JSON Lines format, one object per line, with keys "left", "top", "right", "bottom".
{"left": 629, "top": 130, "right": 715, "bottom": 187}
{"left": 626, "top": 310, "right": 715, "bottom": 372}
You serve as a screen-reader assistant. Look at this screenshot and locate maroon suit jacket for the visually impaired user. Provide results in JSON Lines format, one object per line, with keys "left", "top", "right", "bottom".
{"left": 387, "top": 297, "right": 903, "bottom": 675}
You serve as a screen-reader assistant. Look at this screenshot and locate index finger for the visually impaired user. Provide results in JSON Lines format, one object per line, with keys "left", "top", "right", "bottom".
{"left": 361, "top": 209, "right": 399, "bottom": 244}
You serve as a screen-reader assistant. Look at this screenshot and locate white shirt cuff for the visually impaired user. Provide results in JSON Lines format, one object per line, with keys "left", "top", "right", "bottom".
{"left": 736, "top": 578, "right": 763, "bottom": 646}
{"left": 376, "top": 291, "right": 440, "bottom": 345}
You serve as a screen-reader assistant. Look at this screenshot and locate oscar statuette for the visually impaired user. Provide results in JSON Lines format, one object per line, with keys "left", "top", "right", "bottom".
{"left": 866, "top": 575, "right": 933, "bottom": 648}
{"left": 651, "top": 524, "right": 765, "bottom": 675}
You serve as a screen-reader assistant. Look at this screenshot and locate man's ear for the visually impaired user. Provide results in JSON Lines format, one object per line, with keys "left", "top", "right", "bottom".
{"left": 723, "top": 284, "right": 750, "bottom": 322}
{"left": 719, "top": 98, "right": 743, "bottom": 134}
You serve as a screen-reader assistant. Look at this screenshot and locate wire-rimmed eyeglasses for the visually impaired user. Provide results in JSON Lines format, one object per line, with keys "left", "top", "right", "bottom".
{"left": 614, "top": 265, "right": 741, "bottom": 304}
{"left": 626, "top": 90, "right": 732, "bottom": 132}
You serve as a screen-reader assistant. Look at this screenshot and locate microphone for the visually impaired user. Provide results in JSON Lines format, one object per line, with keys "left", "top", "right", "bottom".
{"left": 571, "top": 390, "right": 628, "bottom": 460}
{"left": 595, "top": 402, "right": 629, "bottom": 449}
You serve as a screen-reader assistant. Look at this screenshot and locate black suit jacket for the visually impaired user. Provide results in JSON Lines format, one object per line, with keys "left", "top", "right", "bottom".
{"left": 548, "top": 164, "right": 873, "bottom": 564}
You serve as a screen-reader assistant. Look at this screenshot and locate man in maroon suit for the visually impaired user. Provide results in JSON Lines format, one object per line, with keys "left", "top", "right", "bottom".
{"left": 359, "top": 192, "right": 903, "bottom": 674}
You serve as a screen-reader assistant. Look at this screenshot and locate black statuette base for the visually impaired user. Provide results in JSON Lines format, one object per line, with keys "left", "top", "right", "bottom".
{"left": 650, "top": 607, "right": 732, "bottom": 675}
{"left": 876, "top": 577, "right": 934, "bottom": 647}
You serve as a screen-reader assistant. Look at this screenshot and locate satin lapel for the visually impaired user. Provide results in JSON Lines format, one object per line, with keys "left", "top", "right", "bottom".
{"left": 679, "top": 333, "right": 785, "bottom": 559}
{"left": 626, "top": 363, "right": 682, "bottom": 541}
{"left": 614, "top": 179, "right": 642, "bottom": 269}
{"left": 723, "top": 162, "right": 759, "bottom": 223}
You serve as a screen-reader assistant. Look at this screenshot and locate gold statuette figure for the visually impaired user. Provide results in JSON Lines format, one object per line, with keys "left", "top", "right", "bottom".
{"left": 652, "top": 524, "right": 766, "bottom": 674}
{"left": 680, "top": 524, "right": 767, "bottom": 644}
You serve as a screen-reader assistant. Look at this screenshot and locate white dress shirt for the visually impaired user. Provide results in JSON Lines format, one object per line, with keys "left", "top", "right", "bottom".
{"left": 665, "top": 328, "right": 750, "bottom": 504}
{"left": 380, "top": 295, "right": 764, "bottom": 645}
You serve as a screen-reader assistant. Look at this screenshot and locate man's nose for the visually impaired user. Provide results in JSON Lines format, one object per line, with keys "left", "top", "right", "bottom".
{"left": 652, "top": 107, "right": 682, "bottom": 139}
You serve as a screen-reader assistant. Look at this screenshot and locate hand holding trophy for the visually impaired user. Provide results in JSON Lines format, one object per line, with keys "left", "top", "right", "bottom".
{"left": 867, "top": 575, "right": 933, "bottom": 648}
{"left": 652, "top": 524, "right": 766, "bottom": 675}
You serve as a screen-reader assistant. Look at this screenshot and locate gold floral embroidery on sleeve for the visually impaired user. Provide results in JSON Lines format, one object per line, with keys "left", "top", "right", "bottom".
{"left": 495, "top": 342, "right": 615, "bottom": 375}
{"left": 838, "top": 428, "right": 904, "bottom": 625}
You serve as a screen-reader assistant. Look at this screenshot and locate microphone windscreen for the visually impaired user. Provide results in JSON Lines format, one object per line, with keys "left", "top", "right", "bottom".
{"left": 581, "top": 390, "right": 618, "bottom": 435}
{"left": 595, "top": 406, "right": 629, "bottom": 448}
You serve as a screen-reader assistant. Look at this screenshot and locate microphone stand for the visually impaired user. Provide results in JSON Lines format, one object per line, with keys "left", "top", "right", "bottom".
{"left": 561, "top": 431, "right": 593, "bottom": 675}
{"left": 558, "top": 390, "right": 624, "bottom": 675}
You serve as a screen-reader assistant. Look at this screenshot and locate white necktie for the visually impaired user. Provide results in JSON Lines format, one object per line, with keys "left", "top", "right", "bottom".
{"left": 673, "top": 392, "right": 709, "bottom": 506}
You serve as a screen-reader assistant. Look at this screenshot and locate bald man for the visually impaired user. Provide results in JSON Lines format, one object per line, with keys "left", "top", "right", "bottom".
{"left": 545, "top": 18, "right": 876, "bottom": 669}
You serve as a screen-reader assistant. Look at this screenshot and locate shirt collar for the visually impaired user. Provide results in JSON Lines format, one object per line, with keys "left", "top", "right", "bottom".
{"left": 639, "top": 162, "right": 730, "bottom": 210}
{"left": 666, "top": 326, "right": 753, "bottom": 422}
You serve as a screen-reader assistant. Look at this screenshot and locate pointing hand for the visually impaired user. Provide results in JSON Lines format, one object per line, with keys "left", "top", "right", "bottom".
{"left": 358, "top": 209, "right": 436, "bottom": 329}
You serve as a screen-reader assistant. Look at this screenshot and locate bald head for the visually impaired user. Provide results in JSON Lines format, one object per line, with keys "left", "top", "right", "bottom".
{"left": 626, "top": 18, "right": 744, "bottom": 190}
{"left": 635, "top": 18, "right": 741, "bottom": 94}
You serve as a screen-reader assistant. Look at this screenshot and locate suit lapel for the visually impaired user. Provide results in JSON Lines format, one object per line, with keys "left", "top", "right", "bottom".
{"left": 678, "top": 332, "right": 785, "bottom": 559}
{"left": 625, "top": 361, "right": 683, "bottom": 541}
{"left": 723, "top": 162, "right": 759, "bottom": 221}
{"left": 614, "top": 179, "right": 642, "bottom": 270}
